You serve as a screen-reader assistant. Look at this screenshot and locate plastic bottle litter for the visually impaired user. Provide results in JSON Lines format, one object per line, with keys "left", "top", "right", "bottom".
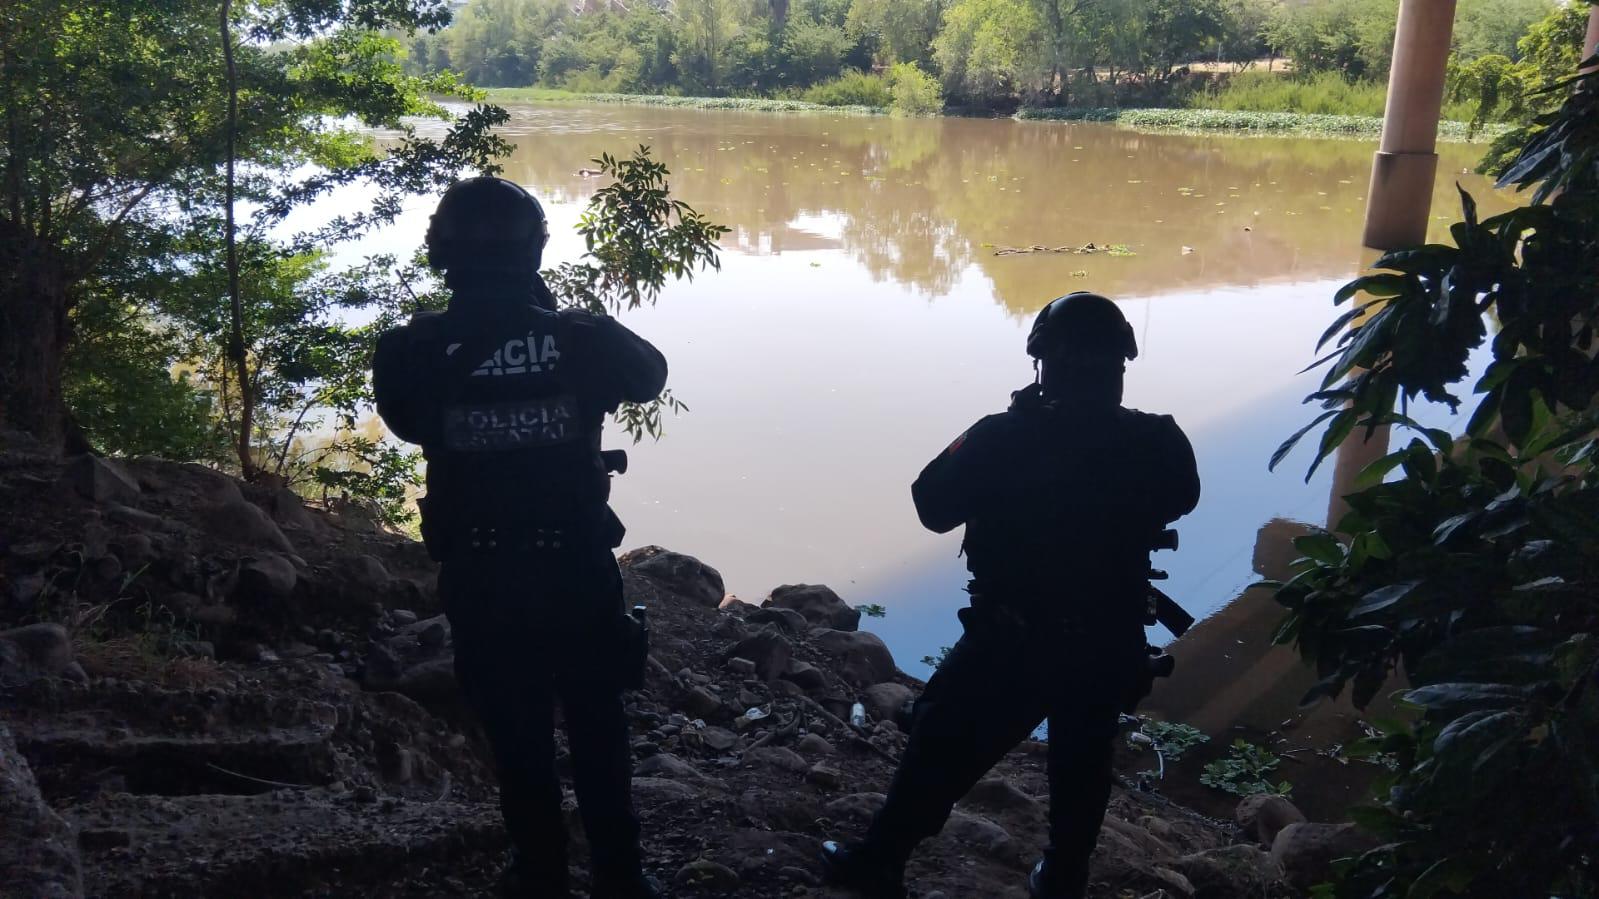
{"left": 849, "top": 702, "right": 867, "bottom": 728}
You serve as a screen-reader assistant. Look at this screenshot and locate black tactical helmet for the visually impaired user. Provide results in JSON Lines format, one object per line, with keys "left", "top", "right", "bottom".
{"left": 1025, "top": 291, "right": 1137, "bottom": 363}
{"left": 425, "top": 177, "right": 550, "bottom": 274}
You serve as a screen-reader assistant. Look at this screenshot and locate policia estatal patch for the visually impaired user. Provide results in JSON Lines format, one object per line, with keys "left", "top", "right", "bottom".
{"left": 443, "top": 396, "right": 579, "bottom": 452}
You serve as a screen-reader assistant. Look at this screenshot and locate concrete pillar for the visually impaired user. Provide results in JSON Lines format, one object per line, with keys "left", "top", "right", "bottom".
{"left": 1585, "top": 6, "right": 1599, "bottom": 75}
{"left": 1362, "top": 0, "right": 1458, "bottom": 251}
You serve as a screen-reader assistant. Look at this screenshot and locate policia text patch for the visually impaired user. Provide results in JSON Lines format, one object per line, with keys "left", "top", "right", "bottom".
{"left": 443, "top": 396, "right": 579, "bottom": 452}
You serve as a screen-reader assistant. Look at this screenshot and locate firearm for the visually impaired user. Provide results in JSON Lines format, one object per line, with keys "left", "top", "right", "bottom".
{"left": 1143, "top": 527, "right": 1194, "bottom": 638}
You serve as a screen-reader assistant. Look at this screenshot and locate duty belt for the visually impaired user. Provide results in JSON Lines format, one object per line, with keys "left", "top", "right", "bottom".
{"left": 463, "top": 524, "right": 581, "bottom": 553}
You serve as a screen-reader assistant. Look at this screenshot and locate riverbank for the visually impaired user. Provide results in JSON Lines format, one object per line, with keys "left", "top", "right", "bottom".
{"left": 0, "top": 436, "right": 1323, "bottom": 897}
{"left": 486, "top": 87, "right": 1507, "bottom": 143}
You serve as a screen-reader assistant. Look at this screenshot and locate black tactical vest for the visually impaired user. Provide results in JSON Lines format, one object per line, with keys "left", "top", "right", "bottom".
{"left": 409, "top": 305, "right": 612, "bottom": 537}
{"left": 961, "top": 401, "right": 1166, "bottom": 633}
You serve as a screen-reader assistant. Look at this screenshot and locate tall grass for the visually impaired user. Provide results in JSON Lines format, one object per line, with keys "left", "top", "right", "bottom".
{"left": 1017, "top": 107, "right": 1506, "bottom": 142}
{"left": 1190, "top": 70, "right": 1481, "bottom": 122}
{"left": 483, "top": 87, "right": 884, "bottom": 115}
{"left": 800, "top": 70, "right": 892, "bottom": 108}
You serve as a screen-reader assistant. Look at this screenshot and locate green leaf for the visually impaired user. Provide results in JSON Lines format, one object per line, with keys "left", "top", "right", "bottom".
{"left": 1349, "top": 580, "right": 1422, "bottom": 618}
{"left": 1293, "top": 532, "right": 1346, "bottom": 567}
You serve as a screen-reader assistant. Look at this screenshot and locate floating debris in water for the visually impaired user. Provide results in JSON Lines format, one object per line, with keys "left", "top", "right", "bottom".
{"left": 992, "top": 243, "right": 1135, "bottom": 257}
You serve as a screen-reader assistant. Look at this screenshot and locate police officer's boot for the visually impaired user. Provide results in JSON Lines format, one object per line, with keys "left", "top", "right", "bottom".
{"left": 820, "top": 840, "right": 908, "bottom": 899}
{"left": 1027, "top": 851, "right": 1088, "bottom": 899}
{"left": 501, "top": 847, "right": 570, "bottom": 899}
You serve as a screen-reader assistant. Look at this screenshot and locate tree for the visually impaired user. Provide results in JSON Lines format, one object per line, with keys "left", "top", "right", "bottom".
{"left": 846, "top": 0, "right": 945, "bottom": 67}
{"left": 1, "top": 0, "right": 507, "bottom": 463}
{"left": 676, "top": 0, "right": 751, "bottom": 92}
{"left": 1269, "top": 34, "right": 1599, "bottom": 896}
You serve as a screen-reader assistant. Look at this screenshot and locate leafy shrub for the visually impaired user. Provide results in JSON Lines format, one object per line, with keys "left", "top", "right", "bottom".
{"left": 1015, "top": 107, "right": 1505, "bottom": 142}
{"left": 857, "top": 603, "right": 888, "bottom": 618}
{"left": 1200, "top": 739, "right": 1291, "bottom": 797}
{"left": 920, "top": 645, "right": 952, "bottom": 669}
{"left": 800, "top": 68, "right": 892, "bottom": 108}
{"left": 1267, "top": 53, "right": 1599, "bottom": 898}
{"left": 1191, "top": 70, "right": 1391, "bottom": 117}
{"left": 888, "top": 61, "right": 943, "bottom": 117}
{"left": 1129, "top": 718, "right": 1210, "bottom": 761}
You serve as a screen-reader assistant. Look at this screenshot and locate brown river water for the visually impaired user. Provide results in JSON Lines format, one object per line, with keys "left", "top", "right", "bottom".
{"left": 342, "top": 103, "right": 1513, "bottom": 676}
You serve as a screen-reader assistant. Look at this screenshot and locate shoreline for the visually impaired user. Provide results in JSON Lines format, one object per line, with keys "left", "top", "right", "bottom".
{"left": 485, "top": 87, "right": 1507, "bottom": 144}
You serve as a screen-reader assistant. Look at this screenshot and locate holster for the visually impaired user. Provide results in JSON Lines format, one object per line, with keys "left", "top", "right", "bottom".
{"left": 619, "top": 608, "right": 649, "bottom": 691}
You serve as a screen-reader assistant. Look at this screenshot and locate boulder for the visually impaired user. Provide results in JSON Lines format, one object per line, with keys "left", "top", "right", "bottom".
{"left": 811, "top": 629, "right": 896, "bottom": 686}
{"left": 0, "top": 722, "right": 82, "bottom": 898}
{"left": 1170, "top": 844, "right": 1285, "bottom": 899}
{"left": 237, "top": 553, "right": 299, "bottom": 602}
{"left": 796, "top": 733, "right": 835, "bottom": 756}
{"left": 807, "top": 763, "right": 844, "bottom": 789}
{"left": 635, "top": 753, "right": 722, "bottom": 787}
{"left": 632, "top": 777, "right": 699, "bottom": 803}
{"left": 743, "top": 747, "right": 809, "bottom": 773}
{"left": 945, "top": 811, "right": 1018, "bottom": 863}
{"left": 204, "top": 493, "right": 294, "bottom": 554}
{"left": 681, "top": 686, "right": 724, "bottom": 719}
{"left": 623, "top": 546, "right": 726, "bottom": 607}
{"left": 391, "top": 657, "right": 457, "bottom": 701}
{"left": 961, "top": 777, "right": 1041, "bottom": 815}
{"left": 1236, "top": 793, "right": 1306, "bottom": 846}
{"left": 719, "top": 596, "right": 757, "bottom": 614}
{"left": 1270, "top": 822, "right": 1373, "bottom": 892}
{"left": 863, "top": 682, "right": 914, "bottom": 725}
{"left": 745, "top": 607, "right": 809, "bottom": 634}
{"left": 0, "top": 623, "right": 74, "bottom": 685}
{"left": 729, "top": 630, "right": 792, "bottom": 681}
{"left": 60, "top": 454, "right": 141, "bottom": 505}
{"left": 675, "top": 859, "right": 740, "bottom": 891}
{"left": 780, "top": 661, "right": 827, "bottom": 692}
{"left": 267, "top": 486, "right": 325, "bottom": 533}
{"left": 763, "top": 584, "right": 860, "bottom": 631}
{"left": 825, "top": 792, "right": 886, "bottom": 823}
{"left": 345, "top": 554, "right": 392, "bottom": 589}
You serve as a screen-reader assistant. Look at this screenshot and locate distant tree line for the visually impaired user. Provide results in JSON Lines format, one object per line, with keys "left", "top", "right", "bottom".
{"left": 402, "top": 0, "right": 1568, "bottom": 111}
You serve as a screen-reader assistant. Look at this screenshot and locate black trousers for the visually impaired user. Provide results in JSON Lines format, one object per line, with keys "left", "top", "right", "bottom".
{"left": 440, "top": 548, "right": 641, "bottom": 882}
{"left": 863, "top": 620, "right": 1140, "bottom": 894}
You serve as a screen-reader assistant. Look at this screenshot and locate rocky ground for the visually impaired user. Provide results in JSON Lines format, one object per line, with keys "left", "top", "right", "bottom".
{"left": 0, "top": 434, "right": 1344, "bottom": 898}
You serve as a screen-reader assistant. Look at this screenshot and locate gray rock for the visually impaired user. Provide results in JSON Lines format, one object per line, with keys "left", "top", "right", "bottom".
{"left": 700, "top": 726, "right": 739, "bottom": 752}
{"left": 946, "top": 811, "right": 1017, "bottom": 862}
{"left": 1171, "top": 844, "right": 1285, "bottom": 899}
{"left": 807, "top": 763, "right": 844, "bottom": 789}
{"left": 796, "top": 733, "right": 835, "bottom": 755}
{"left": 811, "top": 629, "right": 896, "bottom": 686}
{"left": 764, "top": 584, "right": 861, "bottom": 631}
{"left": 681, "top": 686, "right": 724, "bottom": 719}
{"left": 824, "top": 792, "right": 886, "bottom": 822}
{"left": 0, "top": 623, "right": 74, "bottom": 683}
{"left": 745, "top": 606, "right": 809, "bottom": 634}
{"left": 0, "top": 721, "right": 82, "bottom": 898}
{"left": 105, "top": 503, "right": 166, "bottom": 531}
{"left": 631, "top": 777, "right": 700, "bottom": 803}
{"left": 780, "top": 660, "right": 828, "bottom": 691}
{"left": 237, "top": 553, "right": 298, "bottom": 601}
{"left": 863, "top": 682, "right": 915, "bottom": 724}
{"left": 1236, "top": 793, "right": 1306, "bottom": 846}
{"left": 389, "top": 609, "right": 419, "bottom": 627}
{"left": 730, "top": 629, "right": 792, "bottom": 681}
{"left": 635, "top": 753, "right": 721, "bottom": 785}
{"left": 718, "top": 596, "right": 757, "bottom": 614}
{"left": 392, "top": 657, "right": 457, "bottom": 701}
{"left": 1271, "top": 822, "right": 1373, "bottom": 892}
{"left": 744, "top": 747, "right": 809, "bottom": 773}
{"left": 60, "top": 454, "right": 141, "bottom": 505}
{"left": 962, "top": 776, "right": 1041, "bottom": 814}
{"left": 205, "top": 493, "right": 294, "bottom": 553}
{"left": 623, "top": 546, "right": 727, "bottom": 607}
{"left": 726, "top": 657, "right": 757, "bottom": 677}
{"left": 346, "top": 554, "right": 392, "bottom": 588}
{"left": 674, "top": 859, "right": 740, "bottom": 891}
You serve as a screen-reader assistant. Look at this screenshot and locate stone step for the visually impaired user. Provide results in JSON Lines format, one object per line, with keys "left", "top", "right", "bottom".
{"left": 69, "top": 791, "right": 504, "bottom": 897}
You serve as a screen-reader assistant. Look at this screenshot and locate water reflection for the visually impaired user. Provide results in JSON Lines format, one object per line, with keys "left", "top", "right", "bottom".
{"left": 479, "top": 104, "right": 1511, "bottom": 313}
{"left": 368, "top": 104, "right": 1507, "bottom": 678}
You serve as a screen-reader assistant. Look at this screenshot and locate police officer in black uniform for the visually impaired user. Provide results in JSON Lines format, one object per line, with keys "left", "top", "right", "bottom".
{"left": 820, "top": 291, "right": 1200, "bottom": 899}
{"left": 372, "top": 177, "right": 667, "bottom": 899}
